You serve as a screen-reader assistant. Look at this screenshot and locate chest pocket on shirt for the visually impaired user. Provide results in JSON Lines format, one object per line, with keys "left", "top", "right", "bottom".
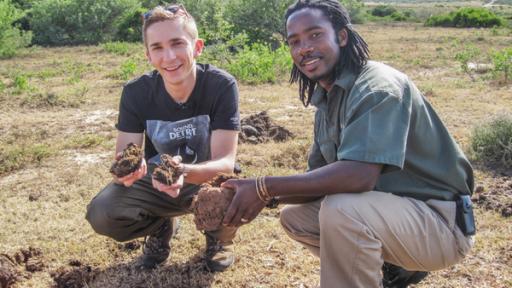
{"left": 316, "top": 111, "right": 341, "bottom": 164}
{"left": 146, "top": 115, "right": 211, "bottom": 164}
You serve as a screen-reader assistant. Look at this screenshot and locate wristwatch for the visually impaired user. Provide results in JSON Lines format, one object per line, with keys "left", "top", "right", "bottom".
{"left": 265, "top": 197, "right": 279, "bottom": 209}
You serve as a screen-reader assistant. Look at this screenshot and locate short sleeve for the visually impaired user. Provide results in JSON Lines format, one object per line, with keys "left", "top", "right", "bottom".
{"left": 337, "top": 91, "right": 412, "bottom": 169}
{"left": 210, "top": 79, "right": 240, "bottom": 131}
{"left": 116, "top": 86, "right": 144, "bottom": 133}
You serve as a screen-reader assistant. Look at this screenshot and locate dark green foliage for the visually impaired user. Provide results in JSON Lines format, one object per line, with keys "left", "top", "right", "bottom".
{"left": 115, "top": 7, "right": 146, "bottom": 42}
{"left": 225, "top": 0, "right": 295, "bottom": 47}
{"left": 30, "top": 0, "right": 140, "bottom": 45}
{"left": 371, "top": 5, "right": 397, "bottom": 17}
{"left": 0, "top": 0, "right": 32, "bottom": 58}
{"left": 426, "top": 7, "right": 505, "bottom": 28}
{"left": 471, "top": 116, "right": 512, "bottom": 169}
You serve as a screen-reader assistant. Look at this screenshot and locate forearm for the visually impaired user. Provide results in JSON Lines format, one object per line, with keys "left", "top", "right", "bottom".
{"left": 183, "top": 158, "right": 234, "bottom": 185}
{"left": 266, "top": 160, "right": 382, "bottom": 198}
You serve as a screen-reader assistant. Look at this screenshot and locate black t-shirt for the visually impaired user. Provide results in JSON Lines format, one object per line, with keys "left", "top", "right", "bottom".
{"left": 116, "top": 63, "right": 240, "bottom": 163}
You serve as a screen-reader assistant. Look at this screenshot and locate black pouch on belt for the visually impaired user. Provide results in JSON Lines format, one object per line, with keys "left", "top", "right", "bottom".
{"left": 456, "top": 194, "right": 476, "bottom": 236}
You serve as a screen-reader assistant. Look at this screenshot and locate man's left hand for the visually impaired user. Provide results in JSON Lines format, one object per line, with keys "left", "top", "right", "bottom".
{"left": 222, "top": 178, "right": 267, "bottom": 227}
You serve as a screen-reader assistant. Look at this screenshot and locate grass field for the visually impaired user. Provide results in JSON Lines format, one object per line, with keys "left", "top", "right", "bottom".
{"left": 0, "top": 22, "right": 511, "bottom": 287}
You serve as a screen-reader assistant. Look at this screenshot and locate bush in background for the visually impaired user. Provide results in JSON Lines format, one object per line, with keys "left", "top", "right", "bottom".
{"left": 371, "top": 5, "right": 397, "bottom": 17}
{"left": 30, "top": 0, "right": 140, "bottom": 45}
{"left": 426, "top": 7, "right": 506, "bottom": 28}
{"left": 471, "top": 115, "right": 512, "bottom": 169}
{"left": 0, "top": 0, "right": 32, "bottom": 58}
{"left": 491, "top": 47, "right": 512, "bottom": 84}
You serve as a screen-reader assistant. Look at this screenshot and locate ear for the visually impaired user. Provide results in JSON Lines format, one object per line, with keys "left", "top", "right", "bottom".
{"left": 193, "top": 38, "right": 204, "bottom": 58}
{"left": 338, "top": 28, "right": 348, "bottom": 47}
{"left": 145, "top": 48, "right": 151, "bottom": 62}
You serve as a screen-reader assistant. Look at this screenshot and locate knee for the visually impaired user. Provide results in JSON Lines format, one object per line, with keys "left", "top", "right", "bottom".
{"left": 86, "top": 191, "right": 132, "bottom": 242}
{"left": 319, "top": 193, "right": 367, "bottom": 228}
{"left": 279, "top": 205, "right": 301, "bottom": 234}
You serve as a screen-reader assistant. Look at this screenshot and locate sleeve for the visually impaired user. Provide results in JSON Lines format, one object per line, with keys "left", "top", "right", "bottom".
{"left": 115, "top": 85, "right": 145, "bottom": 133}
{"left": 210, "top": 79, "right": 240, "bottom": 131}
{"left": 337, "top": 90, "right": 412, "bottom": 170}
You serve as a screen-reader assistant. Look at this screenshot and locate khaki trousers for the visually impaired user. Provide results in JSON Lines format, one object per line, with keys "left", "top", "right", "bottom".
{"left": 279, "top": 191, "right": 473, "bottom": 288}
{"left": 85, "top": 165, "right": 237, "bottom": 243}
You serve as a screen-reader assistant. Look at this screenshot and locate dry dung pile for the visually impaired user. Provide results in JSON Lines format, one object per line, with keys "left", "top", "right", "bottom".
{"left": 0, "top": 254, "right": 20, "bottom": 288}
{"left": 191, "top": 174, "right": 239, "bottom": 231}
{"left": 240, "top": 111, "right": 294, "bottom": 144}
{"left": 51, "top": 261, "right": 98, "bottom": 288}
{"left": 0, "top": 247, "right": 45, "bottom": 288}
{"left": 473, "top": 178, "right": 512, "bottom": 217}
{"left": 110, "top": 143, "right": 143, "bottom": 177}
{"left": 152, "top": 154, "right": 184, "bottom": 185}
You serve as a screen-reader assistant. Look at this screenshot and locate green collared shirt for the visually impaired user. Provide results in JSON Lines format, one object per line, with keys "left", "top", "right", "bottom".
{"left": 308, "top": 61, "right": 474, "bottom": 201}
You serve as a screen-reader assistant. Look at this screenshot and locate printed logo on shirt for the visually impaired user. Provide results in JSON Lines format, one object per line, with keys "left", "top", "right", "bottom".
{"left": 169, "top": 123, "right": 197, "bottom": 140}
{"left": 146, "top": 115, "right": 211, "bottom": 165}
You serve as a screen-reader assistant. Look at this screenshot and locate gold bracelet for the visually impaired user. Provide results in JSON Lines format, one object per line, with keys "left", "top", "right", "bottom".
{"left": 258, "top": 176, "right": 271, "bottom": 202}
{"left": 261, "top": 176, "right": 270, "bottom": 199}
{"left": 255, "top": 177, "right": 265, "bottom": 202}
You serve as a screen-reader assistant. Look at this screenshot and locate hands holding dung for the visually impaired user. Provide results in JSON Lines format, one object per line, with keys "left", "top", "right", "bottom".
{"left": 110, "top": 143, "right": 184, "bottom": 197}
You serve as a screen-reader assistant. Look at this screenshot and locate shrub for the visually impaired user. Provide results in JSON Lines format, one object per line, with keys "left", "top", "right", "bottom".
{"left": 115, "top": 6, "right": 146, "bottom": 42}
{"left": 225, "top": 43, "right": 291, "bottom": 84}
{"left": 225, "top": 0, "right": 294, "bottom": 47}
{"left": 454, "top": 45, "right": 480, "bottom": 80}
{"left": 0, "top": 0, "right": 32, "bottom": 58}
{"left": 390, "top": 11, "right": 407, "bottom": 22}
{"left": 491, "top": 47, "right": 512, "bottom": 84}
{"left": 426, "top": 7, "right": 505, "bottom": 28}
{"left": 30, "top": 0, "right": 140, "bottom": 46}
{"left": 471, "top": 116, "right": 512, "bottom": 168}
{"left": 371, "top": 5, "right": 397, "bottom": 17}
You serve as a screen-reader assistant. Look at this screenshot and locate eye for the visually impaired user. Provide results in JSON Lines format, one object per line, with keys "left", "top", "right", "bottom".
{"left": 311, "top": 32, "right": 322, "bottom": 39}
{"left": 287, "top": 39, "right": 299, "bottom": 47}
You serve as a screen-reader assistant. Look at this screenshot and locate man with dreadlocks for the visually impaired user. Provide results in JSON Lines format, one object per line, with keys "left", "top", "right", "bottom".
{"left": 221, "top": 0, "right": 475, "bottom": 287}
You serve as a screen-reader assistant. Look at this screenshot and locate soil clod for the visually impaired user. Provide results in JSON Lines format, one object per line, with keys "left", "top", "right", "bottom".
{"left": 239, "top": 111, "right": 294, "bottom": 144}
{"left": 472, "top": 178, "right": 512, "bottom": 218}
{"left": 110, "top": 143, "right": 143, "bottom": 178}
{"left": 51, "top": 264, "right": 97, "bottom": 288}
{"left": 191, "top": 173, "right": 239, "bottom": 231}
{"left": 118, "top": 240, "right": 142, "bottom": 251}
{"left": 0, "top": 254, "right": 20, "bottom": 288}
{"left": 152, "top": 154, "right": 184, "bottom": 185}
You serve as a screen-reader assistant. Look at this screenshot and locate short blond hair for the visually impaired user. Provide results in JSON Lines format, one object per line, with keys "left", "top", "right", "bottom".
{"left": 142, "top": 5, "right": 199, "bottom": 47}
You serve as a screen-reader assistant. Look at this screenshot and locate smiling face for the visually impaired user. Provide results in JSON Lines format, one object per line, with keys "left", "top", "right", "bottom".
{"left": 145, "top": 19, "right": 204, "bottom": 89}
{"left": 286, "top": 8, "right": 347, "bottom": 89}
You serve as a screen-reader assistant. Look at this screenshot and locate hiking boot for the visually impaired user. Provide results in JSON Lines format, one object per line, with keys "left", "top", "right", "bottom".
{"left": 137, "top": 218, "right": 179, "bottom": 270}
{"left": 382, "top": 262, "right": 429, "bottom": 288}
{"left": 204, "top": 233, "right": 235, "bottom": 272}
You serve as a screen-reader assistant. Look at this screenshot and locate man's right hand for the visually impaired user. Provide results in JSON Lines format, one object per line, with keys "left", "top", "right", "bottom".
{"left": 112, "top": 155, "right": 147, "bottom": 187}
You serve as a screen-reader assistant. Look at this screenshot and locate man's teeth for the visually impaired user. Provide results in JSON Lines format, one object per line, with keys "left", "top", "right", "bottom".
{"left": 303, "top": 58, "right": 319, "bottom": 65}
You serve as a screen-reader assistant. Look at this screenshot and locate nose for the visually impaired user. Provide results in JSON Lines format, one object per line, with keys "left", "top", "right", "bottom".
{"left": 162, "top": 48, "right": 176, "bottom": 60}
{"left": 298, "top": 45, "right": 314, "bottom": 57}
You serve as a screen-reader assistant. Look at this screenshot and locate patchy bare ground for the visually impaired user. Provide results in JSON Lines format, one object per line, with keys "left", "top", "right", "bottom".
{"left": 0, "top": 23, "right": 511, "bottom": 287}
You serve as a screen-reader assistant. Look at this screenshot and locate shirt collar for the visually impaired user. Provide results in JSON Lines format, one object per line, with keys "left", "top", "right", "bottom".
{"left": 310, "top": 68, "right": 358, "bottom": 107}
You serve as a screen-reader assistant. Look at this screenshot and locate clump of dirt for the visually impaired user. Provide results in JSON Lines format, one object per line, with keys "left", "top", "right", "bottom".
{"left": 472, "top": 177, "right": 512, "bottom": 217}
{"left": 13, "top": 247, "right": 45, "bottom": 272}
{"left": 191, "top": 173, "right": 239, "bottom": 231}
{"left": 152, "top": 154, "right": 184, "bottom": 185}
{"left": 51, "top": 262, "right": 98, "bottom": 288}
{"left": 0, "top": 254, "right": 21, "bottom": 288}
{"left": 110, "top": 143, "right": 143, "bottom": 177}
{"left": 239, "top": 111, "right": 294, "bottom": 144}
{"left": 117, "top": 240, "right": 142, "bottom": 251}
{"left": 1, "top": 247, "right": 45, "bottom": 287}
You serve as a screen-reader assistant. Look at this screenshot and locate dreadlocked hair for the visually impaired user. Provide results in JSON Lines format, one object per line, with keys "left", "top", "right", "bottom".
{"left": 285, "top": 0, "right": 370, "bottom": 107}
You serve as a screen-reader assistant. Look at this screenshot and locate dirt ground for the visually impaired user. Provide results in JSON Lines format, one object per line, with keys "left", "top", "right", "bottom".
{"left": 1, "top": 22, "right": 511, "bottom": 288}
